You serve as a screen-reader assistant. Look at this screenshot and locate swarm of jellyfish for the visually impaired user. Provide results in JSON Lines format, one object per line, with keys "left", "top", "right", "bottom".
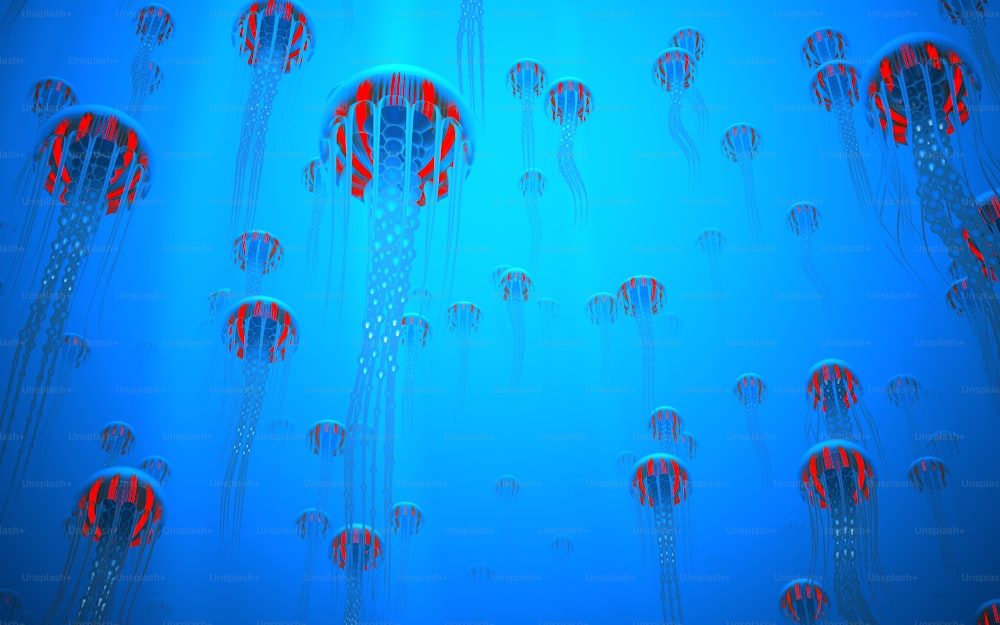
{"left": 295, "top": 508, "right": 329, "bottom": 623}
{"left": 231, "top": 0, "right": 315, "bottom": 233}
{"left": 670, "top": 27, "right": 709, "bottom": 136}
{"left": 130, "top": 6, "right": 173, "bottom": 113}
{"left": 585, "top": 292, "right": 617, "bottom": 388}
{"left": 696, "top": 228, "right": 726, "bottom": 317}
{"left": 799, "top": 440, "right": 883, "bottom": 625}
{"left": 234, "top": 230, "right": 283, "bottom": 296}
{"left": 546, "top": 78, "right": 593, "bottom": 224}
{"left": 885, "top": 374, "right": 922, "bottom": 453}
{"left": 496, "top": 268, "right": 534, "bottom": 393}
{"left": 101, "top": 421, "right": 137, "bottom": 467}
{"left": 787, "top": 202, "right": 831, "bottom": 307}
{"left": 1, "top": 106, "right": 152, "bottom": 517}
{"left": 456, "top": 0, "right": 485, "bottom": 118}
{"left": 939, "top": 0, "right": 1000, "bottom": 101}
{"left": 735, "top": 374, "right": 772, "bottom": 494}
{"left": 330, "top": 524, "right": 383, "bottom": 625}
{"left": 778, "top": 578, "right": 829, "bottom": 624}
{"left": 653, "top": 47, "right": 700, "bottom": 180}
{"left": 139, "top": 455, "right": 172, "bottom": 486}
{"left": 618, "top": 275, "right": 667, "bottom": 412}
{"left": 721, "top": 123, "right": 763, "bottom": 239}
{"left": 520, "top": 169, "right": 546, "bottom": 269}
{"left": 908, "top": 455, "right": 959, "bottom": 572}
{"left": 448, "top": 301, "right": 482, "bottom": 418}
{"left": 400, "top": 313, "right": 431, "bottom": 431}
{"left": 45, "top": 468, "right": 165, "bottom": 625}
{"left": 219, "top": 296, "right": 300, "bottom": 546}
{"left": 978, "top": 600, "right": 1000, "bottom": 625}
{"left": 507, "top": 59, "right": 546, "bottom": 171}
{"left": 390, "top": 501, "right": 422, "bottom": 611}
{"left": 309, "top": 418, "right": 346, "bottom": 509}
{"left": 27, "top": 77, "right": 79, "bottom": 127}
{"left": 806, "top": 359, "right": 885, "bottom": 461}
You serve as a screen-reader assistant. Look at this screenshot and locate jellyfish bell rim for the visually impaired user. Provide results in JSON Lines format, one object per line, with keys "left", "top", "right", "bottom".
{"left": 805, "top": 357, "right": 856, "bottom": 379}
{"left": 221, "top": 295, "right": 303, "bottom": 351}
{"left": 231, "top": 0, "right": 317, "bottom": 51}
{"left": 545, "top": 76, "right": 594, "bottom": 105}
{"left": 908, "top": 455, "right": 948, "bottom": 471}
{"left": 101, "top": 419, "right": 134, "bottom": 432}
{"left": 862, "top": 31, "right": 980, "bottom": 94}
{"left": 975, "top": 599, "right": 1000, "bottom": 621}
{"left": 27, "top": 75, "right": 79, "bottom": 96}
{"left": 798, "top": 439, "right": 874, "bottom": 474}
{"left": 295, "top": 506, "right": 329, "bottom": 521}
{"left": 734, "top": 373, "right": 765, "bottom": 388}
{"left": 630, "top": 452, "right": 690, "bottom": 480}
{"left": 74, "top": 466, "right": 167, "bottom": 517}
{"left": 652, "top": 46, "right": 697, "bottom": 78}
{"left": 778, "top": 578, "right": 827, "bottom": 609}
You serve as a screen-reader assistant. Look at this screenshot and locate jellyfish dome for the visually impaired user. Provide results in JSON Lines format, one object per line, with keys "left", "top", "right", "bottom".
{"left": 778, "top": 578, "right": 829, "bottom": 623}
{"left": 801, "top": 27, "right": 849, "bottom": 68}
{"left": 139, "top": 455, "right": 172, "bottom": 487}
{"left": 27, "top": 76, "right": 78, "bottom": 125}
{"left": 977, "top": 600, "right": 1000, "bottom": 625}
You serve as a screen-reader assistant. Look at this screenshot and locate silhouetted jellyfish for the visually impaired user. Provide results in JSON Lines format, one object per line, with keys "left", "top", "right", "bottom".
{"left": 100, "top": 421, "right": 136, "bottom": 467}
{"left": 696, "top": 228, "right": 726, "bottom": 317}
{"left": 778, "top": 578, "right": 829, "bottom": 624}
{"left": 631, "top": 453, "right": 691, "bottom": 624}
{"left": 0, "top": 589, "right": 25, "bottom": 625}
{"left": 537, "top": 296, "right": 559, "bottom": 371}
{"left": 330, "top": 524, "right": 383, "bottom": 625}
{"left": 27, "top": 77, "right": 79, "bottom": 127}
{"left": 669, "top": 27, "right": 709, "bottom": 136}
{"left": 928, "top": 429, "right": 962, "bottom": 461}
{"left": 130, "top": 6, "right": 173, "bottom": 113}
{"left": 468, "top": 562, "right": 494, "bottom": 617}
{"left": 1, "top": 106, "right": 152, "bottom": 515}
{"left": 495, "top": 474, "right": 519, "bottom": 558}
{"left": 296, "top": 508, "right": 329, "bottom": 623}
{"left": 231, "top": 0, "right": 315, "bottom": 232}
{"left": 908, "top": 456, "right": 959, "bottom": 572}
{"left": 319, "top": 67, "right": 476, "bottom": 543}
{"left": 618, "top": 275, "right": 667, "bottom": 412}
{"left": 977, "top": 600, "right": 1000, "bottom": 625}
{"left": 40, "top": 332, "right": 91, "bottom": 442}
{"left": 947, "top": 277, "right": 1000, "bottom": 390}
{"left": 551, "top": 534, "right": 574, "bottom": 617}
{"left": 400, "top": 313, "right": 431, "bottom": 432}
{"left": 721, "top": 123, "right": 763, "bottom": 239}
{"left": 448, "top": 301, "right": 482, "bottom": 418}
{"left": 799, "top": 440, "right": 883, "bottom": 625}
{"left": 129, "top": 60, "right": 163, "bottom": 118}
{"left": 546, "top": 79, "right": 593, "bottom": 224}
{"left": 735, "top": 374, "right": 772, "bottom": 494}
{"left": 586, "top": 292, "right": 617, "bottom": 388}
{"left": 207, "top": 288, "right": 235, "bottom": 339}
{"left": 679, "top": 431, "right": 697, "bottom": 461}
{"left": 653, "top": 47, "right": 700, "bottom": 180}
{"left": 649, "top": 406, "right": 684, "bottom": 454}
{"left": 940, "top": 0, "right": 1000, "bottom": 101}
{"left": 507, "top": 59, "right": 546, "bottom": 171}
{"left": 145, "top": 598, "right": 171, "bottom": 625}
{"left": 139, "top": 455, "right": 171, "bottom": 487}
{"left": 219, "top": 296, "right": 300, "bottom": 546}
{"left": 303, "top": 157, "right": 327, "bottom": 268}
{"left": 659, "top": 312, "right": 681, "bottom": 345}
{"left": 309, "top": 419, "right": 346, "bottom": 510}
{"left": 885, "top": 374, "right": 922, "bottom": 453}
{"left": 456, "top": 0, "right": 485, "bottom": 119}
{"left": 787, "top": 202, "right": 831, "bottom": 306}
{"left": 234, "top": 230, "right": 283, "bottom": 296}
{"left": 390, "top": 501, "right": 422, "bottom": 611}
{"left": 496, "top": 268, "right": 534, "bottom": 393}
{"left": 801, "top": 28, "right": 848, "bottom": 68}
{"left": 806, "top": 359, "right": 885, "bottom": 461}
{"left": 45, "top": 468, "right": 165, "bottom": 625}
{"left": 520, "top": 169, "right": 545, "bottom": 269}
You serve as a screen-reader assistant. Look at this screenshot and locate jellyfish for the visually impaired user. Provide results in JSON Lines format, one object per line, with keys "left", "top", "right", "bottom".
{"left": 233, "top": 230, "right": 283, "bottom": 296}
{"left": 27, "top": 77, "right": 79, "bottom": 127}
{"left": 885, "top": 374, "right": 922, "bottom": 453}
{"left": 585, "top": 292, "right": 617, "bottom": 388}
{"left": 546, "top": 79, "right": 593, "bottom": 224}
{"left": 399, "top": 313, "right": 430, "bottom": 433}
{"left": 0, "top": 106, "right": 152, "bottom": 516}
{"left": 939, "top": 0, "right": 1000, "bottom": 101}
{"left": 219, "top": 296, "right": 300, "bottom": 546}
{"left": 330, "top": 524, "right": 383, "bottom": 625}
{"left": 496, "top": 268, "right": 533, "bottom": 393}
{"left": 100, "top": 421, "right": 137, "bottom": 467}
{"left": 649, "top": 406, "right": 684, "bottom": 454}
{"left": 308, "top": 419, "right": 346, "bottom": 510}
{"left": 145, "top": 598, "right": 171, "bottom": 625}
{"left": 630, "top": 453, "right": 691, "bottom": 625}
{"left": 653, "top": 47, "right": 700, "bottom": 180}
{"left": 40, "top": 333, "right": 91, "bottom": 443}
{"left": 908, "top": 456, "right": 959, "bottom": 572}
{"left": 537, "top": 297, "right": 559, "bottom": 371}
{"left": 44, "top": 468, "right": 165, "bottom": 625}
{"left": 520, "top": 169, "right": 545, "bottom": 269}
{"left": 448, "top": 301, "right": 482, "bottom": 418}
{"left": 467, "top": 563, "right": 494, "bottom": 618}
{"left": 319, "top": 67, "right": 475, "bottom": 543}
{"left": 778, "top": 578, "right": 830, "bottom": 624}
{"left": 735, "top": 374, "right": 772, "bottom": 494}
{"left": 947, "top": 277, "right": 1000, "bottom": 390}
{"left": 799, "top": 440, "right": 883, "bottom": 625}
{"left": 390, "top": 501, "right": 422, "bottom": 611}
{"left": 0, "top": 589, "right": 25, "bottom": 625}
{"left": 551, "top": 534, "right": 574, "bottom": 618}
{"left": 801, "top": 28, "right": 848, "bottom": 69}
{"left": 408, "top": 288, "right": 434, "bottom": 315}
{"left": 806, "top": 359, "right": 885, "bottom": 461}
{"left": 787, "top": 202, "right": 832, "bottom": 306}
{"left": 296, "top": 508, "right": 329, "bottom": 623}
{"left": 669, "top": 27, "right": 709, "bottom": 136}
{"left": 928, "top": 429, "right": 962, "bottom": 461}
{"left": 206, "top": 288, "right": 235, "bottom": 339}
{"left": 618, "top": 275, "right": 667, "bottom": 412}
{"left": 506, "top": 59, "right": 546, "bottom": 171}
{"left": 456, "top": 0, "right": 485, "bottom": 119}
{"left": 129, "top": 60, "right": 162, "bottom": 118}
{"left": 130, "top": 6, "right": 173, "bottom": 114}
{"left": 495, "top": 474, "right": 519, "bottom": 558}
{"left": 977, "top": 600, "right": 1000, "bottom": 625}
{"left": 231, "top": 1, "right": 315, "bottom": 233}
{"left": 696, "top": 228, "right": 726, "bottom": 317}
{"left": 721, "top": 123, "right": 763, "bottom": 239}
{"left": 977, "top": 190, "right": 1000, "bottom": 273}
{"left": 678, "top": 431, "right": 697, "bottom": 461}
{"left": 139, "top": 455, "right": 171, "bottom": 487}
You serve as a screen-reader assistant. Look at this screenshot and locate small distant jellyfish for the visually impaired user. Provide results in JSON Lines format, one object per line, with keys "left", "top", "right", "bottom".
{"left": 39, "top": 333, "right": 91, "bottom": 444}
{"left": 520, "top": 169, "right": 545, "bottom": 269}
{"left": 551, "top": 534, "right": 574, "bottom": 618}
{"left": 506, "top": 59, "right": 546, "bottom": 170}
{"left": 400, "top": 314, "right": 431, "bottom": 432}
{"left": 448, "top": 302, "right": 482, "bottom": 418}
{"left": 100, "top": 421, "right": 137, "bottom": 467}
{"left": 130, "top": 5, "right": 174, "bottom": 113}
{"left": 679, "top": 431, "right": 697, "bottom": 460}
{"left": 787, "top": 202, "right": 831, "bottom": 306}
{"left": 947, "top": 277, "right": 999, "bottom": 389}
{"left": 27, "top": 77, "right": 79, "bottom": 127}
{"left": 546, "top": 79, "right": 593, "bottom": 224}
{"left": 145, "top": 599, "right": 171, "bottom": 625}
{"left": 618, "top": 275, "right": 667, "bottom": 412}
{"left": 649, "top": 406, "right": 684, "bottom": 455}
{"left": 456, "top": 0, "right": 485, "bottom": 119}
{"left": 939, "top": 0, "right": 1000, "bottom": 101}
{"left": 778, "top": 578, "right": 829, "bottom": 624}
{"left": 908, "top": 456, "right": 959, "bottom": 572}
{"left": 696, "top": 228, "right": 726, "bottom": 317}
{"left": 653, "top": 47, "right": 700, "bottom": 180}
{"left": 805, "top": 359, "right": 885, "bottom": 461}
{"left": 721, "top": 123, "right": 763, "bottom": 240}
{"left": 303, "top": 157, "right": 326, "bottom": 268}
{"left": 734, "top": 374, "right": 772, "bottom": 495}
{"left": 129, "top": 60, "right": 163, "bottom": 117}
{"left": 139, "top": 455, "right": 172, "bottom": 487}
{"left": 495, "top": 474, "right": 520, "bottom": 551}
{"left": 390, "top": 502, "right": 423, "bottom": 611}
{"left": 308, "top": 419, "right": 346, "bottom": 510}
{"left": 670, "top": 27, "right": 709, "bottom": 136}
{"left": 586, "top": 292, "right": 617, "bottom": 388}
{"left": 977, "top": 600, "right": 1000, "bottom": 625}
{"left": 496, "top": 268, "right": 534, "bottom": 393}
{"left": 468, "top": 562, "right": 494, "bottom": 617}
{"left": 928, "top": 430, "right": 962, "bottom": 461}
{"left": 801, "top": 28, "right": 848, "bottom": 68}
{"left": 0, "top": 589, "right": 25, "bottom": 625}
{"left": 885, "top": 374, "right": 922, "bottom": 454}
{"left": 234, "top": 230, "right": 283, "bottom": 296}
{"left": 207, "top": 288, "right": 235, "bottom": 339}
{"left": 296, "top": 508, "right": 329, "bottom": 623}
{"left": 537, "top": 297, "right": 560, "bottom": 370}
{"left": 330, "top": 524, "right": 383, "bottom": 625}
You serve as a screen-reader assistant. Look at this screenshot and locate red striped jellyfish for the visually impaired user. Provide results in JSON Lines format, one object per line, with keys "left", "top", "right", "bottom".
{"left": 801, "top": 28, "right": 849, "bottom": 68}
{"left": 546, "top": 79, "right": 593, "bottom": 224}
{"left": 45, "top": 468, "right": 165, "bottom": 625}
{"left": 448, "top": 301, "right": 482, "bottom": 418}
{"left": 100, "top": 421, "right": 137, "bottom": 467}
{"left": 130, "top": 6, "right": 174, "bottom": 112}
{"left": 330, "top": 524, "right": 383, "bottom": 625}
{"left": 885, "top": 374, "right": 922, "bottom": 453}
{"left": 735, "top": 374, "right": 772, "bottom": 494}
{"left": 390, "top": 501, "right": 422, "bottom": 611}
{"left": 27, "top": 77, "right": 79, "bottom": 127}
{"left": 318, "top": 67, "right": 476, "bottom": 542}
{"left": 649, "top": 406, "right": 684, "bottom": 454}
{"left": 1, "top": 107, "right": 152, "bottom": 514}
{"left": 618, "top": 275, "right": 667, "bottom": 412}
{"left": 696, "top": 228, "right": 726, "bottom": 317}
{"left": 670, "top": 27, "right": 709, "bottom": 136}
{"left": 231, "top": 1, "right": 315, "bottom": 232}
{"left": 799, "top": 440, "right": 883, "bottom": 625}
{"left": 295, "top": 508, "right": 329, "bottom": 623}
{"left": 806, "top": 359, "right": 885, "bottom": 461}
{"left": 586, "top": 292, "right": 617, "bottom": 387}
{"left": 721, "top": 123, "right": 763, "bottom": 239}
{"left": 400, "top": 314, "right": 431, "bottom": 432}
{"left": 679, "top": 431, "right": 697, "bottom": 461}
{"left": 309, "top": 419, "right": 346, "bottom": 509}
{"left": 0, "top": 589, "right": 25, "bottom": 625}
{"left": 630, "top": 453, "right": 691, "bottom": 624}
{"left": 303, "top": 157, "right": 325, "bottom": 268}
{"left": 129, "top": 60, "right": 163, "bottom": 118}
{"left": 496, "top": 268, "right": 534, "bottom": 392}
{"left": 506, "top": 59, "right": 546, "bottom": 170}
{"left": 456, "top": 0, "right": 485, "bottom": 118}
{"left": 234, "top": 230, "right": 283, "bottom": 296}
{"left": 787, "top": 202, "right": 831, "bottom": 306}
{"left": 908, "top": 456, "right": 959, "bottom": 572}
{"left": 778, "top": 578, "right": 829, "bottom": 624}
{"left": 139, "top": 455, "right": 172, "bottom": 487}
{"left": 653, "top": 47, "right": 701, "bottom": 180}
{"left": 947, "top": 277, "right": 1000, "bottom": 389}
{"left": 521, "top": 169, "right": 545, "bottom": 269}
{"left": 975, "top": 190, "right": 1000, "bottom": 281}
{"left": 977, "top": 600, "right": 1000, "bottom": 625}
{"left": 219, "top": 296, "right": 300, "bottom": 546}
{"left": 940, "top": 0, "right": 1000, "bottom": 101}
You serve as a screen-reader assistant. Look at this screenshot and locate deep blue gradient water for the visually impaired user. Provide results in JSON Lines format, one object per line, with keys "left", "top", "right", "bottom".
{"left": 1, "top": 1, "right": 999, "bottom": 624}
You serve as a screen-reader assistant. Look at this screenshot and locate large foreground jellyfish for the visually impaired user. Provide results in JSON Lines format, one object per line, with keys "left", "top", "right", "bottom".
{"left": 735, "top": 374, "right": 771, "bottom": 494}
{"left": 331, "top": 524, "right": 383, "bottom": 625}
{"left": 618, "top": 275, "right": 667, "bottom": 412}
{"left": 319, "top": 65, "right": 476, "bottom": 542}
{"left": 448, "top": 301, "right": 482, "bottom": 418}
{"left": 939, "top": 0, "right": 1000, "bottom": 101}
{"left": 101, "top": 421, "right": 137, "bottom": 467}
{"left": 390, "top": 501, "right": 422, "bottom": 611}
{"left": 631, "top": 453, "right": 691, "bottom": 625}
{"left": 908, "top": 456, "right": 959, "bottom": 572}
{"left": 234, "top": 230, "right": 283, "bottom": 296}
{"left": 520, "top": 169, "right": 545, "bottom": 269}
{"left": 806, "top": 359, "right": 885, "bottom": 461}
{"left": 296, "top": 508, "right": 329, "bottom": 623}
{"left": 778, "top": 578, "right": 829, "bottom": 624}
{"left": 586, "top": 292, "right": 617, "bottom": 388}
{"left": 219, "top": 296, "right": 300, "bottom": 546}
{"left": 1, "top": 106, "right": 152, "bottom": 515}
{"left": 400, "top": 313, "right": 430, "bottom": 432}
{"left": 546, "top": 79, "right": 593, "bottom": 223}
{"left": 886, "top": 374, "right": 922, "bottom": 453}
{"left": 670, "top": 27, "right": 709, "bottom": 136}
{"left": 231, "top": 1, "right": 315, "bottom": 232}
{"left": 696, "top": 228, "right": 726, "bottom": 317}
{"left": 507, "top": 59, "right": 546, "bottom": 170}
{"left": 653, "top": 47, "right": 700, "bottom": 180}
{"left": 721, "top": 123, "right": 763, "bottom": 239}
{"left": 800, "top": 440, "right": 883, "bottom": 625}
{"left": 496, "top": 268, "right": 533, "bottom": 393}
{"left": 787, "top": 202, "right": 831, "bottom": 306}
{"left": 130, "top": 5, "right": 173, "bottom": 114}
{"left": 27, "top": 77, "right": 79, "bottom": 127}
{"left": 308, "top": 419, "right": 346, "bottom": 509}
{"left": 456, "top": 0, "right": 485, "bottom": 119}
{"left": 45, "top": 468, "right": 165, "bottom": 625}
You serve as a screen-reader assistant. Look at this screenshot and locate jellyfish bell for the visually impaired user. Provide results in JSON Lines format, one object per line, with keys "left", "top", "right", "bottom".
{"left": 778, "top": 578, "right": 829, "bottom": 623}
